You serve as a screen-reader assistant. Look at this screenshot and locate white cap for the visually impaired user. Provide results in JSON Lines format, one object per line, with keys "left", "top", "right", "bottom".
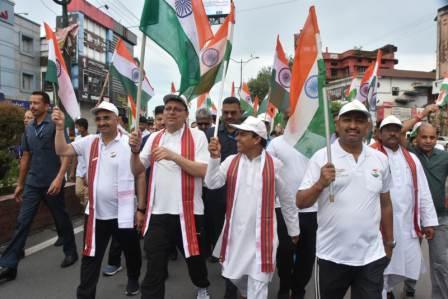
{"left": 91, "top": 101, "right": 119, "bottom": 116}
{"left": 379, "top": 115, "right": 403, "bottom": 129}
{"left": 257, "top": 113, "right": 273, "bottom": 124}
{"left": 163, "top": 93, "right": 189, "bottom": 111}
{"left": 230, "top": 116, "right": 268, "bottom": 140}
{"left": 338, "top": 100, "right": 370, "bottom": 117}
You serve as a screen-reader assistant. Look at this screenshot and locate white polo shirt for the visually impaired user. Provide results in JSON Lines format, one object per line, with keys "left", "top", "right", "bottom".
{"left": 299, "top": 139, "right": 391, "bottom": 266}
{"left": 139, "top": 126, "right": 209, "bottom": 215}
{"left": 72, "top": 133, "right": 130, "bottom": 220}
{"left": 267, "top": 135, "right": 317, "bottom": 213}
{"left": 74, "top": 135, "right": 88, "bottom": 177}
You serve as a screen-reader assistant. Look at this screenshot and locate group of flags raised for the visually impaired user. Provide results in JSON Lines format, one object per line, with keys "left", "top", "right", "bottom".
{"left": 44, "top": 1, "right": 391, "bottom": 160}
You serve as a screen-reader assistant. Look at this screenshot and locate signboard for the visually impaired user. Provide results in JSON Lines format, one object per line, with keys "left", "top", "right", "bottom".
{"left": 0, "top": 0, "right": 14, "bottom": 25}
{"left": 203, "top": 0, "right": 230, "bottom": 17}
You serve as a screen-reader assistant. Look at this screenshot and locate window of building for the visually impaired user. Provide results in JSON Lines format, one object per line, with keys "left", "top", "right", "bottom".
{"left": 22, "top": 73, "right": 34, "bottom": 91}
{"left": 392, "top": 87, "right": 399, "bottom": 96}
{"left": 331, "top": 69, "right": 337, "bottom": 77}
{"left": 358, "top": 66, "right": 367, "bottom": 73}
{"left": 331, "top": 62, "right": 338, "bottom": 66}
{"left": 21, "top": 34, "right": 34, "bottom": 55}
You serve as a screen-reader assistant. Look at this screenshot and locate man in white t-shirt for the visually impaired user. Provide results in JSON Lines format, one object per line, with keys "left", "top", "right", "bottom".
{"left": 130, "top": 94, "right": 211, "bottom": 299}
{"left": 52, "top": 101, "right": 144, "bottom": 298}
{"left": 297, "top": 100, "right": 394, "bottom": 299}
{"left": 267, "top": 135, "right": 317, "bottom": 299}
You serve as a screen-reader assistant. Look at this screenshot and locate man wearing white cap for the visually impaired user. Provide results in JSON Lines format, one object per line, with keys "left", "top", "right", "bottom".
{"left": 205, "top": 116, "right": 299, "bottom": 299}
{"left": 130, "top": 94, "right": 211, "bottom": 299}
{"left": 52, "top": 102, "right": 144, "bottom": 298}
{"left": 372, "top": 115, "right": 438, "bottom": 299}
{"left": 266, "top": 128, "right": 316, "bottom": 299}
{"left": 297, "top": 100, "right": 394, "bottom": 299}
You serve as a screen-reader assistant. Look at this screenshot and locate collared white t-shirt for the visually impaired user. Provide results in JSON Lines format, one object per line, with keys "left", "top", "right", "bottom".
{"left": 139, "top": 126, "right": 209, "bottom": 215}
{"left": 299, "top": 139, "right": 391, "bottom": 266}
{"left": 267, "top": 135, "right": 317, "bottom": 213}
{"left": 74, "top": 135, "right": 88, "bottom": 177}
{"left": 72, "top": 133, "right": 130, "bottom": 220}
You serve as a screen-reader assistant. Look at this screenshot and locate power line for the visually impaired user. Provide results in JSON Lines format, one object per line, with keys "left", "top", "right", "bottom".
{"left": 109, "top": 0, "right": 140, "bottom": 22}
{"left": 39, "top": 0, "right": 58, "bottom": 15}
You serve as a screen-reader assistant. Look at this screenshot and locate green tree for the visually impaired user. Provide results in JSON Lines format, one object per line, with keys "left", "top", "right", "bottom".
{"left": 0, "top": 102, "right": 23, "bottom": 182}
{"left": 247, "top": 66, "right": 271, "bottom": 101}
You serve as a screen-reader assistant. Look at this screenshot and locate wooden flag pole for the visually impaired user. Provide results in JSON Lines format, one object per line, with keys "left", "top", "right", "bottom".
{"left": 135, "top": 33, "right": 147, "bottom": 131}
{"left": 213, "top": 60, "right": 229, "bottom": 138}
{"left": 98, "top": 72, "right": 110, "bottom": 103}
{"left": 322, "top": 87, "right": 335, "bottom": 202}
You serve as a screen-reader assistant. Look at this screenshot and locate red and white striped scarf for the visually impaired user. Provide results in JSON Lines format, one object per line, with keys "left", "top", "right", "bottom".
{"left": 220, "top": 152, "right": 276, "bottom": 272}
{"left": 141, "top": 126, "right": 200, "bottom": 257}
{"left": 371, "top": 143, "right": 422, "bottom": 237}
{"left": 83, "top": 135, "right": 135, "bottom": 257}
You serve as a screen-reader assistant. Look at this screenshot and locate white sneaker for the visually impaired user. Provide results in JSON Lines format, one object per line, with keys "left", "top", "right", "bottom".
{"left": 197, "top": 288, "right": 210, "bottom": 299}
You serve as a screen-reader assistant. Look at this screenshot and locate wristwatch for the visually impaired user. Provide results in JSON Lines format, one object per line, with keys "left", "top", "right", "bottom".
{"left": 384, "top": 240, "right": 396, "bottom": 249}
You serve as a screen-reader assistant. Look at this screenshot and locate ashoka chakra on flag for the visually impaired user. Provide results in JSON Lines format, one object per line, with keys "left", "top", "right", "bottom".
{"left": 175, "top": 0, "right": 193, "bottom": 18}
{"left": 304, "top": 75, "right": 319, "bottom": 99}
{"left": 201, "top": 48, "right": 220, "bottom": 67}
{"left": 278, "top": 67, "right": 291, "bottom": 88}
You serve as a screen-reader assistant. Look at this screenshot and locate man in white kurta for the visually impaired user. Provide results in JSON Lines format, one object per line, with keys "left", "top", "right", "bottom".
{"left": 205, "top": 116, "right": 299, "bottom": 299}
{"left": 373, "top": 116, "right": 438, "bottom": 298}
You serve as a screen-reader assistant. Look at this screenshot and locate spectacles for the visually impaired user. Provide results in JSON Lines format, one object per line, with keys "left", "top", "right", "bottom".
{"left": 164, "top": 107, "right": 186, "bottom": 113}
{"left": 95, "top": 115, "right": 111, "bottom": 122}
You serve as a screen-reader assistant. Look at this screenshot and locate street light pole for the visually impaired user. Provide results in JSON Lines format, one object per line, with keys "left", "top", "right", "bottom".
{"left": 230, "top": 55, "right": 260, "bottom": 92}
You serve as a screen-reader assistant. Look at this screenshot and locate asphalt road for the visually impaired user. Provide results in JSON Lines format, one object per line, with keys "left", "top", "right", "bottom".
{"left": 0, "top": 219, "right": 433, "bottom": 299}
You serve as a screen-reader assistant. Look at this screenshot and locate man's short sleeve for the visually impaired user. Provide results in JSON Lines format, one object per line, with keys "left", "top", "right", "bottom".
{"left": 298, "top": 154, "right": 322, "bottom": 191}
{"left": 71, "top": 135, "right": 94, "bottom": 157}
{"left": 21, "top": 132, "right": 29, "bottom": 152}
{"left": 139, "top": 133, "right": 154, "bottom": 169}
{"left": 380, "top": 158, "right": 392, "bottom": 194}
{"left": 195, "top": 130, "right": 210, "bottom": 164}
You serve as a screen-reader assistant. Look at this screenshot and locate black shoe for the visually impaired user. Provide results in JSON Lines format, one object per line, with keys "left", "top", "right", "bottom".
{"left": 0, "top": 267, "right": 17, "bottom": 282}
{"left": 60, "top": 254, "right": 78, "bottom": 268}
{"left": 125, "top": 279, "right": 140, "bottom": 296}
{"left": 18, "top": 249, "right": 25, "bottom": 260}
{"left": 405, "top": 291, "right": 415, "bottom": 298}
{"left": 53, "top": 237, "right": 63, "bottom": 247}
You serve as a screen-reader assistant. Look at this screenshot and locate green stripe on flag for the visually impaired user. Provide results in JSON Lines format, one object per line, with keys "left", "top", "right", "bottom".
{"left": 294, "top": 59, "right": 335, "bottom": 158}
{"left": 140, "top": 0, "right": 200, "bottom": 93}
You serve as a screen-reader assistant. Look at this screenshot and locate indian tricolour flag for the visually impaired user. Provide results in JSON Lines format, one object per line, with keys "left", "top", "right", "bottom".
{"left": 239, "top": 82, "right": 253, "bottom": 114}
{"left": 186, "top": 3, "right": 234, "bottom": 99}
{"left": 345, "top": 70, "right": 358, "bottom": 101}
{"left": 284, "top": 6, "right": 334, "bottom": 158}
{"left": 268, "top": 35, "right": 291, "bottom": 112}
{"left": 358, "top": 50, "right": 382, "bottom": 113}
{"left": 140, "top": 0, "right": 213, "bottom": 93}
{"left": 110, "top": 38, "right": 154, "bottom": 118}
{"left": 196, "top": 93, "right": 217, "bottom": 113}
{"left": 436, "top": 77, "right": 448, "bottom": 108}
{"left": 44, "top": 23, "right": 80, "bottom": 120}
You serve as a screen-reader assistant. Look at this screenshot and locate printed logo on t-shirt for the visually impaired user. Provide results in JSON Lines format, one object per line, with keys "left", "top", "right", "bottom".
{"left": 371, "top": 169, "right": 380, "bottom": 178}
{"left": 110, "top": 152, "right": 117, "bottom": 158}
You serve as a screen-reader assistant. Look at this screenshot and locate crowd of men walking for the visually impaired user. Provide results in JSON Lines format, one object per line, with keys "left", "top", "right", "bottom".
{"left": 0, "top": 90, "right": 447, "bottom": 299}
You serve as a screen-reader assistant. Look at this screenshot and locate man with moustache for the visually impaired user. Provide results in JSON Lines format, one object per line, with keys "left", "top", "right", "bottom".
{"left": 372, "top": 116, "right": 438, "bottom": 299}
{"left": 0, "top": 91, "right": 78, "bottom": 282}
{"left": 52, "top": 101, "right": 144, "bottom": 298}
{"left": 410, "top": 122, "right": 448, "bottom": 299}
{"left": 297, "top": 100, "right": 394, "bottom": 299}
{"left": 130, "top": 94, "right": 211, "bottom": 299}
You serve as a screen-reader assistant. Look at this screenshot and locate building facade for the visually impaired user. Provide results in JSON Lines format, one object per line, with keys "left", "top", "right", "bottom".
{"left": 0, "top": 0, "right": 40, "bottom": 108}
{"left": 323, "top": 44, "right": 398, "bottom": 81}
{"left": 40, "top": 0, "right": 137, "bottom": 125}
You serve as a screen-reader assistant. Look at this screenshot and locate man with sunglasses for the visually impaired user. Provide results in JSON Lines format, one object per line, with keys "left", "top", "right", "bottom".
{"left": 0, "top": 91, "right": 78, "bottom": 283}
{"left": 52, "top": 101, "right": 144, "bottom": 298}
{"left": 130, "top": 94, "right": 211, "bottom": 299}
